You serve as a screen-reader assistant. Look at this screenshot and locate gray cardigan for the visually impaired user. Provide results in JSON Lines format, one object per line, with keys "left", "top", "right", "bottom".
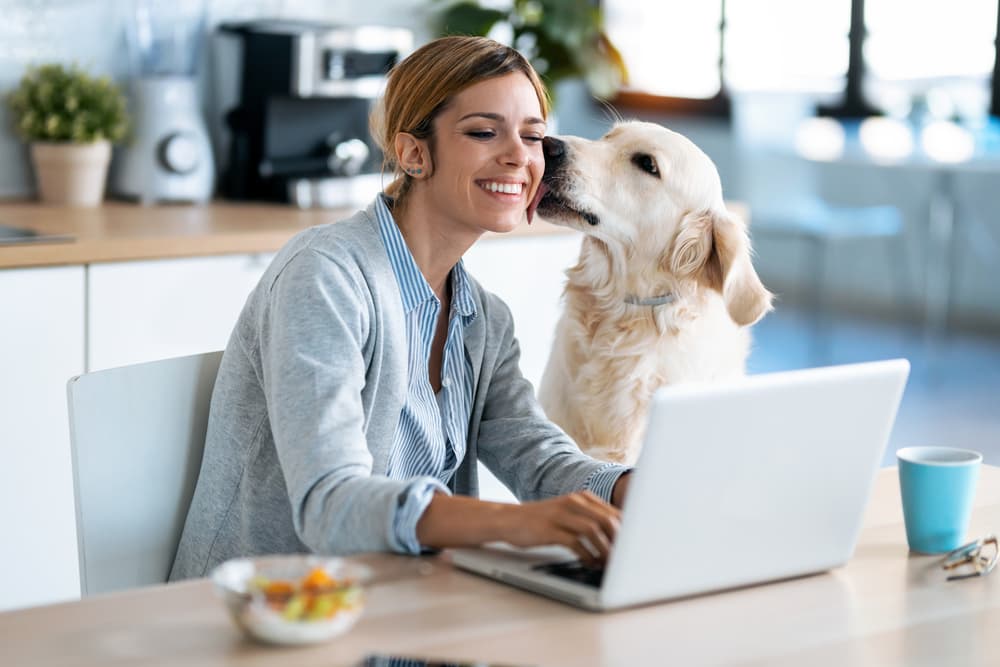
{"left": 170, "top": 201, "right": 624, "bottom": 580}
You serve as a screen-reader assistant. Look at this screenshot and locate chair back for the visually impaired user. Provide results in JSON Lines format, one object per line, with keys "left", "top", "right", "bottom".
{"left": 67, "top": 351, "right": 223, "bottom": 595}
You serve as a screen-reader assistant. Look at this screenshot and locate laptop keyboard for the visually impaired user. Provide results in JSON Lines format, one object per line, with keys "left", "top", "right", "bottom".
{"left": 533, "top": 560, "right": 605, "bottom": 588}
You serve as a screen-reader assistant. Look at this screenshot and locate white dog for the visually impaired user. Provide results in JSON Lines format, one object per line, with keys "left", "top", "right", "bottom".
{"left": 532, "top": 121, "right": 773, "bottom": 465}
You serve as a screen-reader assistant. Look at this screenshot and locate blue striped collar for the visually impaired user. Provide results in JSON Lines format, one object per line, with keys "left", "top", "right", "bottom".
{"left": 374, "top": 195, "right": 477, "bottom": 324}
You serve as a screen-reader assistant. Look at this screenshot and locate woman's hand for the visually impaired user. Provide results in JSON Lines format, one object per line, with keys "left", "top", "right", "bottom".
{"left": 503, "top": 491, "right": 622, "bottom": 566}
{"left": 416, "top": 491, "right": 621, "bottom": 566}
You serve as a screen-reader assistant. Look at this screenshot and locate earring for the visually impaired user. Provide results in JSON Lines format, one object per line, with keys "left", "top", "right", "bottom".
{"left": 405, "top": 167, "right": 422, "bottom": 176}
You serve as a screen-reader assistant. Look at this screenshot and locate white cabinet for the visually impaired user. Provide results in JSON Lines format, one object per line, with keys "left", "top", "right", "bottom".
{"left": 87, "top": 254, "right": 273, "bottom": 371}
{"left": 0, "top": 266, "right": 85, "bottom": 611}
{"left": 463, "top": 232, "right": 583, "bottom": 503}
{"left": 0, "top": 253, "right": 272, "bottom": 612}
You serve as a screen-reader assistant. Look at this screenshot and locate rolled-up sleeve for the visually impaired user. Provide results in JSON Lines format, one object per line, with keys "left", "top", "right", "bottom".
{"left": 260, "top": 248, "right": 428, "bottom": 555}
{"left": 393, "top": 478, "right": 452, "bottom": 553}
{"left": 584, "top": 464, "right": 629, "bottom": 504}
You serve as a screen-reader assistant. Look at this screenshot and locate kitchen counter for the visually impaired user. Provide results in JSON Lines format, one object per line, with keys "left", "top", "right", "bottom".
{"left": 0, "top": 200, "right": 575, "bottom": 269}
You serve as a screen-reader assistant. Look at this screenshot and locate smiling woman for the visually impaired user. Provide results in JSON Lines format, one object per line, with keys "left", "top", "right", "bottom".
{"left": 370, "top": 36, "right": 548, "bottom": 207}
{"left": 169, "top": 36, "right": 633, "bottom": 583}
{"left": 390, "top": 74, "right": 547, "bottom": 240}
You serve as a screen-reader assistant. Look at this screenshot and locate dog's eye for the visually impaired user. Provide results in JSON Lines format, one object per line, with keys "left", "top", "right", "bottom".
{"left": 631, "top": 153, "right": 660, "bottom": 177}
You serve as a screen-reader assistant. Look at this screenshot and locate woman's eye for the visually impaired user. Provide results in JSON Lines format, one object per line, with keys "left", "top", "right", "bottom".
{"left": 522, "top": 135, "right": 543, "bottom": 143}
{"left": 631, "top": 153, "right": 660, "bottom": 177}
{"left": 466, "top": 131, "right": 496, "bottom": 139}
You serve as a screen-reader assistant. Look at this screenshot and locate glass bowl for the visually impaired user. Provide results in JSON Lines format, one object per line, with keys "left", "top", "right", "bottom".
{"left": 211, "top": 554, "right": 372, "bottom": 645}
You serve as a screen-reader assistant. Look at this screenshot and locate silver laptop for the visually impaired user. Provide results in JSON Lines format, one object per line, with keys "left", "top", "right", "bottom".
{"left": 450, "top": 359, "right": 910, "bottom": 611}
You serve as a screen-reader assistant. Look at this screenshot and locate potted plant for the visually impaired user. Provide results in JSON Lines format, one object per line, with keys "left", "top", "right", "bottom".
{"left": 434, "top": 0, "right": 628, "bottom": 105}
{"left": 7, "top": 64, "right": 129, "bottom": 206}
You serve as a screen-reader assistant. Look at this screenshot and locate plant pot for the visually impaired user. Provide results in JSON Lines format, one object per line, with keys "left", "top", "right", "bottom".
{"left": 30, "top": 140, "right": 112, "bottom": 207}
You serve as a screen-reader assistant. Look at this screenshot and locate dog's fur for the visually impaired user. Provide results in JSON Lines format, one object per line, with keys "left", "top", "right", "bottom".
{"left": 536, "top": 121, "right": 773, "bottom": 465}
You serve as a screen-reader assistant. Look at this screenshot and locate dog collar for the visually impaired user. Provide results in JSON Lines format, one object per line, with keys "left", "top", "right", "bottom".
{"left": 624, "top": 294, "right": 676, "bottom": 307}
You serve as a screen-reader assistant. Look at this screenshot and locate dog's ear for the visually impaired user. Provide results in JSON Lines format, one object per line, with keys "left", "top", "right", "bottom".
{"left": 668, "top": 209, "right": 773, "bottom": 326}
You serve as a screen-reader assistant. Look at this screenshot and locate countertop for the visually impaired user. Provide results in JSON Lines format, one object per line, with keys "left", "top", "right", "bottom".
{"left": 0, "top": 200, "right": 575, "bottom": 270}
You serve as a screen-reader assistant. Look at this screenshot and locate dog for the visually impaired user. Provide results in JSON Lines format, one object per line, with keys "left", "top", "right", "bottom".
{"left": 532, "top": 121, "right": 773, "bottom": 465}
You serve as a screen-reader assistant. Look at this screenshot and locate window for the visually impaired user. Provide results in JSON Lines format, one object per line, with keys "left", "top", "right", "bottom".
{"left": 863, "top": 0, "right": 997, "bottom": 120}
{"left": 603, "top": 0, "right": 1000, "bottom": 120}
{"left": 604, "top": 0, "right": 722, "bottom": 99}
{"left": 724, "top": 0, "right": 850, "bottom": 94}
{"left": 602, "top": 0, "right": 727, "bottom": 114}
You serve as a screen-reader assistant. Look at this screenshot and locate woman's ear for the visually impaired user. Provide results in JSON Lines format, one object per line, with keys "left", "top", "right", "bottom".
{"left": 394, "top": 132, "right": 433, "bottom": 178}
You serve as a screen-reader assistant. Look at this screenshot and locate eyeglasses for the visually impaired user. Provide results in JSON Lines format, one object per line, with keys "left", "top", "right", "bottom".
{"left": 942, "top": 535, "right": 998, "bottom": 581}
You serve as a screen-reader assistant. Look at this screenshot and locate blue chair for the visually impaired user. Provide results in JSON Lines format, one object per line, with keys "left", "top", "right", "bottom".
{"left": 750, "top": 194, "right": 909, "bottom": 363}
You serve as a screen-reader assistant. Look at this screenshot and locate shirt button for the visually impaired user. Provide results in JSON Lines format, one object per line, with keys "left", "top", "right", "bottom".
{"left": 441, "top": 377, "right": 451, "bottom": 388}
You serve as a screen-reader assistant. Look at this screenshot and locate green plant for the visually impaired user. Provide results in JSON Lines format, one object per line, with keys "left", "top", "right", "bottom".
{"left": 6, "top": 63, "right": 129, "bottom": 143}
{"left": 434, "top": 0, "right": 627, "bottom": 100}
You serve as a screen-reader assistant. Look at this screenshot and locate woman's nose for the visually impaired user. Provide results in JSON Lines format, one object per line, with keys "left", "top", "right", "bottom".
{"left": 502, "top": 134, "right": 532, "bottom": 166}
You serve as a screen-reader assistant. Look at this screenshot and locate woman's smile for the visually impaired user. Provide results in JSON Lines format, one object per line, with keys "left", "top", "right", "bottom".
{"left": 475, "top": 179, "right": 526, "bottom": 199}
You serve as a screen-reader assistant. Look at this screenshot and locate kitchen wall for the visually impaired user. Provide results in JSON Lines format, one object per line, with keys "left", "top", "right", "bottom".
{"left": 1, "top": 0, "right": 998, "bottom": 330}
{"left": 0, "top": 0, "right": 430, "bottom": 198}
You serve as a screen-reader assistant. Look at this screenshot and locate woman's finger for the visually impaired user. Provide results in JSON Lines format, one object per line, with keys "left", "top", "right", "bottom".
{"left": 561, "top": 493, "right": 621, "bottom": 546}
{"left": 555, "top": 512, "right": 613, "bottom": 562}
{"left": 553, "top": 528, "right": 602, "bottom": 566}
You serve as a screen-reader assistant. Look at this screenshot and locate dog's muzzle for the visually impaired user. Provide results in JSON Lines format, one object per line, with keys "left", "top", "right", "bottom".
{"left": 543, "top": 136, "right": 567, "bottom": 170}
{"left": 537, "top": 137, "right": 600, "bottom": 227}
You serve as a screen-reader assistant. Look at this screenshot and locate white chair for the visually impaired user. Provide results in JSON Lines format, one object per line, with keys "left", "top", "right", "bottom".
{"left": 66, "top": 351, "right": 222, "bottom": 596}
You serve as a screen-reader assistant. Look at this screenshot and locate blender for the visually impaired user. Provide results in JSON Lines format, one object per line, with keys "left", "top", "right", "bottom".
{"left": 112, "top": 0, "right": 215, "bottom": 203}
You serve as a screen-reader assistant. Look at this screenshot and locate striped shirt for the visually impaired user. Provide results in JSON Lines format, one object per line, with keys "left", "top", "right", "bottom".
{"left": 374, "top": 195, "right": 476, "bottom": 553}
{"left": 374, "top": 195, "right": 627, "bottom": 553}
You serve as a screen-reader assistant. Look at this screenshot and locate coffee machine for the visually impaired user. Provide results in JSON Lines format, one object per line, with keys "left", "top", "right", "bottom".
{"left": 215, "top": 21, "right": 412, "bottom": 208}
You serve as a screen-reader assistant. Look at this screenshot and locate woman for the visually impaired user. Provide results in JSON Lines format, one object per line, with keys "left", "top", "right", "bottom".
{"left": 170, "top": 36, "right": 630, "bottom": 581}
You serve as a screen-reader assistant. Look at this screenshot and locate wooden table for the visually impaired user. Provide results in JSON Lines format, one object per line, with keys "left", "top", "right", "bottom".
{"left": 3, "top": 466, "right": 998, "bottom": 666}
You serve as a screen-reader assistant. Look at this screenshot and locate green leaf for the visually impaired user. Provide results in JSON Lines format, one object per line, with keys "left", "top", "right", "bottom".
{"left": 533, "top": 29, "right": 582, "bottom": 80}
{"left": 5, "top": 63, "right": 129, "bottom": 143}
{"left": 437, "top": 3, "right": 507, "bottom": 36}
{"left": 430, "top": 0, "right": 628, "bottom": 99}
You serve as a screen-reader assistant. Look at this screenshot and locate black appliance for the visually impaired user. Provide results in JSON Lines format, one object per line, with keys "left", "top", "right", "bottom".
{"left": 217, "top": 20, "right": 412, "bottom": 207}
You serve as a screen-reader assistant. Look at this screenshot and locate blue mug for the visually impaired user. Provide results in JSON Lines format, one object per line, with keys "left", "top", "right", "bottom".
{"left": 897, "top": 447, "right": 982, "bottom": 554}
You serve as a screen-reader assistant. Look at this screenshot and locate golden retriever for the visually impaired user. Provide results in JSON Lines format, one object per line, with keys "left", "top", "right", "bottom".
{"left": 532, "top": 121, "right": 773, "bottom": 465}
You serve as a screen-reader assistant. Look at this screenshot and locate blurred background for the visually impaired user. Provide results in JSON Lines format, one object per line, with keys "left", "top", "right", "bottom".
{"left": 1, "top": 0, "right": 997, "bottom": 466}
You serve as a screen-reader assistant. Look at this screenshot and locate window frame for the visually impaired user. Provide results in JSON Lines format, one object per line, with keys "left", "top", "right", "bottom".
{"left": 605, "top": 0, "right": 732, "bottom": 118}
{"left": 992, "top": 1, "right": 1000, "bottom": 115}
{"left": 606, "top": 0, "right": 1000, "bottom": 120}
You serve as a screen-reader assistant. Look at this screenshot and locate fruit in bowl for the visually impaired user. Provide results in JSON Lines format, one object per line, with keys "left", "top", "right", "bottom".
{"left": 211, "top": 554, "right": 371, "bottom": 645}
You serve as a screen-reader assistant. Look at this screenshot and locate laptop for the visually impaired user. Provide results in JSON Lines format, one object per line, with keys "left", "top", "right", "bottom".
{"left": 450, "top": 359, "right": 910, "bottom": 611}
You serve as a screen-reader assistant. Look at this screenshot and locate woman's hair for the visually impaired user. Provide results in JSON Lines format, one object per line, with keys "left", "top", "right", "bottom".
{"left": 370, "top": 35, "right": 549, "bottom": 202}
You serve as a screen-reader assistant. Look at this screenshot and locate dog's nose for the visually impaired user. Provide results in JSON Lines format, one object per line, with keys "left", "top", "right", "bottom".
{"left": 543, "top": 136, "right": 566, "bottom": 159}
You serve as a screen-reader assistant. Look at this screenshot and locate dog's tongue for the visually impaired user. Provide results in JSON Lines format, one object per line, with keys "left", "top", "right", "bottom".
{"left": 526, "top": 182, "right": 548, "bottom": 225}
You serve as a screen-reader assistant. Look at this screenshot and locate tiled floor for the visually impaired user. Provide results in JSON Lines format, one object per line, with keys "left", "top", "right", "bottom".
{"left": 748, "top": 306, "right": 1000, "bottom": 466}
